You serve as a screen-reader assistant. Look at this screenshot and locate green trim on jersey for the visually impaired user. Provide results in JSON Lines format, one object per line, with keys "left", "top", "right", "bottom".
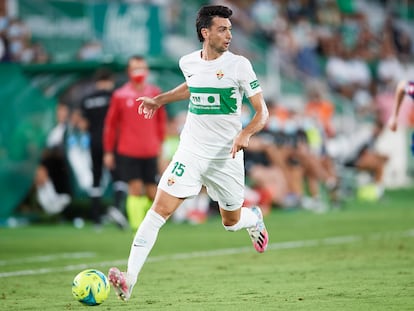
{"left": 188, "top": 87, "right": 237, "bottom": 115}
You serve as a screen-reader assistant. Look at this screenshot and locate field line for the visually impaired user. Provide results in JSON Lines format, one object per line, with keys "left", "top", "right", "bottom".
{"left": 0, "top": 252, "right": 96, "bottom": 266}
{"left": 0, "top": 229, "right": 413, "bottom": 279}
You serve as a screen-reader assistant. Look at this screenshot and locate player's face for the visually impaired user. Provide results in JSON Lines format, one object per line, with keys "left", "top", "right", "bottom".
{"left": 205, "top": 17, "right": 232, "bottom": 54}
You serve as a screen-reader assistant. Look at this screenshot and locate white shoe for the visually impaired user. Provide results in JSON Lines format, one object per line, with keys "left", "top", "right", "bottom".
{"left": 246, "top": 206, "right": 269, "bottom": 253}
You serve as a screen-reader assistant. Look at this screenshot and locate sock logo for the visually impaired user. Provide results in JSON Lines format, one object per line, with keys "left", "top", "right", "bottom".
{"left": 133, "top": 238, "right": 147, "bottom": 247}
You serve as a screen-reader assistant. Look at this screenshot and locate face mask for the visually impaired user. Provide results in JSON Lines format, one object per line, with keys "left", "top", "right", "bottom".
{"left": 129, "top": 69, "right": 148, "bottom": 84}
{"left": 10, "top": 40, "right": 23, "bottom": 55}
{"left": 284, "top": 120, "right": 298, "bottom": 135}
{"left": 8, "top": 24, "right": 22, "bottom": 38}
{"left": 0, "top": 17, "right": 8, "bottom": 32}
{"left": 80, "top": 46, "right": 101, "bottom": 60}
{"left": 267, "top": 116, "right": 280, "bottom": 132}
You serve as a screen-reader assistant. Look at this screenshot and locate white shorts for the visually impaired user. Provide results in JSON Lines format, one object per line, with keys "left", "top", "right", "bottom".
{"left": 158, "top": 148, "right": 245, "bottom": 211}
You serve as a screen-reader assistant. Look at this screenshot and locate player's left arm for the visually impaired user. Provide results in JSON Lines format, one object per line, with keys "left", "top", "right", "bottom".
{"left": 231, "top": 92, "right": 269, "bottom": 158}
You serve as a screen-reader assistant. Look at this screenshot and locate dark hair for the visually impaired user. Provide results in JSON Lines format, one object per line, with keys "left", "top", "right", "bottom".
{"left": 128, "top": 55, "right": 145, "bottom": 62}
{"left": 196, "top": 5, "right": 232, "bottom": 42}
{"left": 127, "top": 55, "right": 147, "bottom": 67}
{"left": 93, "top": 67, "right": 113, "bottom": 82}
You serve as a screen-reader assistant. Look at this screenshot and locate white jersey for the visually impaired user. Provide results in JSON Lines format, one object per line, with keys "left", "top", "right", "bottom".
{"left": 178, "top": 50, "right": 262, "bottom": 159}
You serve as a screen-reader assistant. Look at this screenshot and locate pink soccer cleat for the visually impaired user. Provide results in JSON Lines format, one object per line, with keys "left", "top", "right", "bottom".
{"left": 108, "top": 267, "right": 130, "bottom": 301}
{"left": 246, "top": 206, "right": 269, "bottom": 253}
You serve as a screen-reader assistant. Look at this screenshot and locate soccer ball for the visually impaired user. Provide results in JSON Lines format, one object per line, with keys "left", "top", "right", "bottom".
{"left": 72, "top": 269, "right": 110, "bottom": 306}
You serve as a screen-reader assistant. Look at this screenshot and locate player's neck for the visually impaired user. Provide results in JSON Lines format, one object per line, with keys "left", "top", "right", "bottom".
{"left": 201, "top": 46, "right": 223, "bottom": 61}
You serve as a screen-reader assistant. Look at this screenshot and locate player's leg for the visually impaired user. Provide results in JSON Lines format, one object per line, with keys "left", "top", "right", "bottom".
{"left": 109, "top": 150, "right": 201, "bottom": 300}
{"left": 220, "top": 206, "right": 268, "bottom": 253}
{"left": 205, "top": 154, "right": 269, "bottom": 252}
{"left": 109, "top": 189, "right": 184, "bottom": 301}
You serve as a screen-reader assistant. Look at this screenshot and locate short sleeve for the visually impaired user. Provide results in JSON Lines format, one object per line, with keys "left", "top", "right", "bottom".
{"left": 236, "top": 56, "right": 262, "bottom": 98}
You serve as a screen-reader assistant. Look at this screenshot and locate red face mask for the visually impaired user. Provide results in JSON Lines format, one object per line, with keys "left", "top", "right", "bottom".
{"left": 129, "top": 70, "right": 148, "bottom": 84}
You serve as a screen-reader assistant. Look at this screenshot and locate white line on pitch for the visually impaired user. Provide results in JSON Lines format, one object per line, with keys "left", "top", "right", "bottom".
{"left": 0, "top": 252, "right": 96, "bottom": 266}
{"left": 0, "top": 229, "right": 412, "bottom": 279}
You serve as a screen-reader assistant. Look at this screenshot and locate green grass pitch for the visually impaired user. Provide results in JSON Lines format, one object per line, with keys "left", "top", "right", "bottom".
{"left": 0, "top": 188, "right": 413, "bottom": 310}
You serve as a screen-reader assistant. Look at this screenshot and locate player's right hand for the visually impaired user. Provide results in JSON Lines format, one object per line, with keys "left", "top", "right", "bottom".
{"left": 136, "top": 96, "right": 158, "bottom": 119}
{"left": 387, "top": 115, "right": 398, "bottom": 132}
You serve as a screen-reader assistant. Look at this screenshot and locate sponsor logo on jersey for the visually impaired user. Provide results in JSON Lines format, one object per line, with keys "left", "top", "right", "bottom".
{"left": 216, "top": 69, "right": 224, "bottom": 80}
{"left": 250, "top": 80, "right": 259, "bottom": 90}
{"left": 167, "top": 176, "right": 175, "bottom": 186}
{"left": 126, "top": 98, "right": 135, "bottom": 107}
{"left": 188, "top": 87, "right": 237, "bottom": 115}
{"left": 190, "top": 93, "right": 220, "bottom": 108}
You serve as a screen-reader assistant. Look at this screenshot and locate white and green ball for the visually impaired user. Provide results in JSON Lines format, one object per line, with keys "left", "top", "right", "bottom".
{"left": 72, "top": 269, "right": 110, "bottom": 306}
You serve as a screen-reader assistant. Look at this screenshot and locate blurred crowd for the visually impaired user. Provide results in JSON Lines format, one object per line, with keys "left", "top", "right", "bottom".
{"left": 0, "top": 14, "right": 49, "bottom": 63}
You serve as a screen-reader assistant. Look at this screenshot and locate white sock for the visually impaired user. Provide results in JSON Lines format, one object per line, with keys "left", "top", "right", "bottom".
{"left": 223, "top": 207, "right": 258, "bottom": 232}
{"left": 126, "top": 209, "right": 166, "bottom": 291}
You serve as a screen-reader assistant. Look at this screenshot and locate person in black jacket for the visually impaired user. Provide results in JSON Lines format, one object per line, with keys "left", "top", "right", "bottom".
{"left": 79, "top": 68, "right": 128, "bottom": 228}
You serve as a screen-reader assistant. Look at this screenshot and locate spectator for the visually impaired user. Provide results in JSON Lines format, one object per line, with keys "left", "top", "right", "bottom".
{"left": 304, "top": 80, "right": 336, "bottom": 138}
{"left": 77, "top": 39, "right": 103, "bottom": 61}
{"left": 66, "top": 108, "right": 93, "bottom": 193}
{"left": 103, "top": 55, "right": 167, "bottom": 230}
{"left": 6, "top": 17, "right": 31, "bottom": 62}
{"left": 0, "top": 14, "right": 10, "bottom": 62}
{"left": 35, "top": 103, "right": 72, "bottom": 216}
{"left": 79, "top": 68, "right": 128, "bottom": 228}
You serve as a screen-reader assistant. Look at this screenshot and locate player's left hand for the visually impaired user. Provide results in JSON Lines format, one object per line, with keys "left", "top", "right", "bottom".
{"left": 387, "top": 115, "right": 398, "bottom": 132}
{"left": 231, "top": 132, "right": 250, "bottom": 158}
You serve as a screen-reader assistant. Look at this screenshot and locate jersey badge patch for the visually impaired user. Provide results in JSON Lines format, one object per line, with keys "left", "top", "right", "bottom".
{"left": 250, "top": 80, "right": 259, "bottom": 90}
{"left": 216, "top": 69, "right": 224, "bottom": 80}
{"left": 167, "top": 176, "right": 176, "bottom": 186}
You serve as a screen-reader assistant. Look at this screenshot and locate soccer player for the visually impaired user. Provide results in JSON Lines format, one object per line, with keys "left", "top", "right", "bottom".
{"left": 387, "top": 80, "right": 414, "bottom": 132}
{"left": 108, "top": 5, "right": 269, "bottom": 301}
{"left": 103, "top": 56, "right": 167, "bottom": 230}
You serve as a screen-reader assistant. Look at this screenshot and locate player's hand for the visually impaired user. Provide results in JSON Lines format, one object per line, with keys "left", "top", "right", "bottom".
{"left": 230, "top": 132, "right": 250, "bottom": 158}
{"left": 103, "top": 152, "right": 115, "bottom": 170}
{"left": 387, "top": 115, "right": 398, "bottom": 132}
{"left": 136, "top": 96, "right": 159, "bottom": 119}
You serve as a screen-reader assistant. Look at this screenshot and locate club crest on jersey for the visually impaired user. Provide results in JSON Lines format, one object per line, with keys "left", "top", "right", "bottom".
{"left": 126, "top": 98, "right": 135, "bottom": 107}
{"left": 167, "top": 176, "right": 175, "bottom": 186}
{"left": 216, "top": 69, "right": 224, "bottom": 80}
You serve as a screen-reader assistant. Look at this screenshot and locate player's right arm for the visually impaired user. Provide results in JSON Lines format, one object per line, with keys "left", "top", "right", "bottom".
{"left": 388, "top": 80, "right": 407, "bottom": 132}
{"left": 137, "top": 82, "right": 190, "bottom": 119}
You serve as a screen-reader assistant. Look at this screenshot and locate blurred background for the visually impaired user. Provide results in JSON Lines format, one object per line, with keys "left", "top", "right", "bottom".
{"left": 1, "top": 0, "right": 413, "bottom": 227}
